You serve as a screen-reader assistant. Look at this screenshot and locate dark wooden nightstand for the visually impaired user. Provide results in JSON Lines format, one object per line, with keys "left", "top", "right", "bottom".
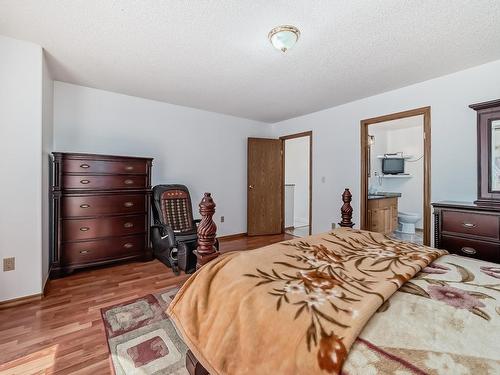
{"left": 432, "top": 201, "right": 500, "bottom": 263}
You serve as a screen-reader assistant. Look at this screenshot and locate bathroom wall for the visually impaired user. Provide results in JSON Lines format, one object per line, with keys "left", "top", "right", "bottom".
{"left": 284, "top": 136, "right": 310, "bottom": 227}
{"left": 369, "top": 115, "right": 424, "bottom": 228}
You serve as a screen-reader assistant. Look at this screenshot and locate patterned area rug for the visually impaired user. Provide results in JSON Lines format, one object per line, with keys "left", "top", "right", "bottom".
{"left": 100, "top": 286, "right": 188, "bottom": 375}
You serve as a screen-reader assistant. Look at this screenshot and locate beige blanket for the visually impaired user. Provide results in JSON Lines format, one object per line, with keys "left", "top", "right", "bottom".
{"left": 168, "top": 229, "right": 445, "bottom": 374}
{"left": 343, "top": 254, "right": 500, "bottom": 375}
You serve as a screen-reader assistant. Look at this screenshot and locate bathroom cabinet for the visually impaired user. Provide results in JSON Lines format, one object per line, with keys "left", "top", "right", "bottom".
{"left": 367, "top": 197, "right": 398, "bottom": 234}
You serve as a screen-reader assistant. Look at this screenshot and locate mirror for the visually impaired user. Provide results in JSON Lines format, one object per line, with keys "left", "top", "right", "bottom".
{"left": 492, "top": 120, "right": 500, "bottom": 191}
{"left": 470, "top": 99, "right": 500, "bottom": 205}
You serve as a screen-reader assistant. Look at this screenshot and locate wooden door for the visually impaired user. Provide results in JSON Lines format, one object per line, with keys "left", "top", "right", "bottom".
{"left": 247, "top": 138, "right": 283, "bottom": 235}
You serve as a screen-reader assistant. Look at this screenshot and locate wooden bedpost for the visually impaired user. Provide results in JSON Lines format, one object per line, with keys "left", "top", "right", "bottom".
{"left": 338, "top": 188, "right": 355, "bottom": 228}
{"left": 196, "top": 192, "right": 219, "bottom": 268}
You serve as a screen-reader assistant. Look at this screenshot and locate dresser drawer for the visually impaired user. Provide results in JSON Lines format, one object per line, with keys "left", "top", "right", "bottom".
{"left": 61, "top": 235, "right": 145, "bottom": 265}
{"left": 62, "top": 159, "right": 148, "bottom": 174}
{"left": 62, "top": 175, "right": 147, "bottom": 190}
{"left": 62, "top": 194, "right": 146, "bottom": 217}
{"left": 442, "top": 210, "right": 499, "bottom": 240}
{"left": 441, "top": 235, "right": 499, "bottom": 263}
{"left": 62, "top": 215, "right": 146, "bottom": 241}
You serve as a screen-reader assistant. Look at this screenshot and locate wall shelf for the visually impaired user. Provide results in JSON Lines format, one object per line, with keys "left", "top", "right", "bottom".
{"left": 376, "top": 155, "right": 414, "bottom": 159}
{"left": 380, "top": 174, "right": 413, "bottom": 178}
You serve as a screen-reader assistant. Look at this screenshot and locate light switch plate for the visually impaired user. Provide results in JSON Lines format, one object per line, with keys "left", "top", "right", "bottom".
{"left": 3, "top": 257, "right": 15, "bottom": 272}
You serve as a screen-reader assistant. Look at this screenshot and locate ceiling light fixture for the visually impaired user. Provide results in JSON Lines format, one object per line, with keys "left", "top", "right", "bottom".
{"left": 268, "top": 25, "right": 300, "bottom": 53}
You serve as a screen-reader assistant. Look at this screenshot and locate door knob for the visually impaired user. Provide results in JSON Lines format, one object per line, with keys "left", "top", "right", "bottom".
{"left": 248, "top": 185, "right": 255, "bottom": 190}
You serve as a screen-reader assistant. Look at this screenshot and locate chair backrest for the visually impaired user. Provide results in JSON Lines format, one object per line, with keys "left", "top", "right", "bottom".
{"left": 152, "top": 184, "right": 195, "bottom": 233}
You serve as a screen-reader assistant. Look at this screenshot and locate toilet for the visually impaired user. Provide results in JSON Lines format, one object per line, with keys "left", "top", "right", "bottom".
{"left": 397, "top": 212, "right": 421, "bottom": 234}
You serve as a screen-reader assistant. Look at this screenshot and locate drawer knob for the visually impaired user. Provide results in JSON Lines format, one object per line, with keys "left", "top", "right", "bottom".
{"left": 125, "top": 166, "right": 134, "bottom": 171}
{"left": 80, "top": 179, "right": 90, "bottom": 184}
{"left": 123, "top": 201, "right": 134, "bottom": 208}
{"left": 80, "top": 164, "right": 90, "bottom": 169}
{"left": 80, "top": 204, "right": 90, "bottom": 209}
{"left": 80, "top": 226, "right": 90, "bottom": 232}
{"left": 461, "top": 247, "right": 477, "bottom": 255}
{"left": 124, "top": 179, "right": 134, "bottom": 185}
{"left": 462, "top": 222, "right": 477, "bottom": 229}
{"left": 123, "top": 243, "right": 134, "bottom": 249}
{"left": 79, "top": 250, "right": 90, "bottom": 254}
{"left": 123, "top": 222, "right": 134, "bottom": 228}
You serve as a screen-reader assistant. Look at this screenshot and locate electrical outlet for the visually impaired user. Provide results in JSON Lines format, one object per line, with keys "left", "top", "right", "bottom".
{"left": 3, "top": 257, "right": 15, "bottom": 272}
{"left": 220, "top": 216, "right": 225, "bottom": 223}
{"left": 331, "top": 223, "right": 336, "bottom": 229}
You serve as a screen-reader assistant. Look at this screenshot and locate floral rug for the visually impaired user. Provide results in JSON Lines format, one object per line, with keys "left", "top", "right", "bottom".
{"left": 100, "top": 286, "right": 187, "bottom": 375}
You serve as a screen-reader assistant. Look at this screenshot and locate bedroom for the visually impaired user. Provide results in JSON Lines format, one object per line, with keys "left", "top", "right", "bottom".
{"left": 1, "top": 1, "right": 500, "bottom": 374}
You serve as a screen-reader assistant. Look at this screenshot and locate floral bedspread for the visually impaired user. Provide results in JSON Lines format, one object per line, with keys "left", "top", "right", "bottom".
{"left": 168, "top": 228, "right": 447, "bottom": 374}
{"left": 344, "top": 254, "right": 500, "bottom": 375}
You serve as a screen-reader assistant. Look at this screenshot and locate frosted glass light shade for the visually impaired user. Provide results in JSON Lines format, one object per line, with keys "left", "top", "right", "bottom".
{"left": 268, "top": 25, "right": 300, "bottom": 53}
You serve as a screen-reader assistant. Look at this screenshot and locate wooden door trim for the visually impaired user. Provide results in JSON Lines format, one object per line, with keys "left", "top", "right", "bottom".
{"left": 280, "top": 131, "right": 313, "bottom": 235}
{"left": 360, "top": 107, "right": 431, "bottom": 246}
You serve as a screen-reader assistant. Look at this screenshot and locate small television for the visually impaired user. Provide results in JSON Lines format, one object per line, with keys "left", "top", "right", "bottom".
{"left": 382, "top": 158, "right": 405, "bottom": 175}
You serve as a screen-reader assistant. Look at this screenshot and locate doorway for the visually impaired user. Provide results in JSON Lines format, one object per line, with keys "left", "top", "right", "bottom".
{"left": 360, "top": 107, "right": 431, "bottom": 246}
{"left": 247, "top": 132, "right": 312, "bottom": 237}
{"left": 281, "top": 132, "right": 312, "bottom": 237}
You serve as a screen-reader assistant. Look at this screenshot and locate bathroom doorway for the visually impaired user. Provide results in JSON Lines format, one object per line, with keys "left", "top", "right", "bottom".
{"left": 360, "top": 107, "right": 431, "bottom": 246}
{"left": 281, "top": 132, "right": 312, "bottom": 237}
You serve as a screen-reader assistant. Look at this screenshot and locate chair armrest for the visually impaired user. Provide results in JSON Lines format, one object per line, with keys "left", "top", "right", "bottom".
{"left": 151, "top": 224, "right": 176, "bottom": 248}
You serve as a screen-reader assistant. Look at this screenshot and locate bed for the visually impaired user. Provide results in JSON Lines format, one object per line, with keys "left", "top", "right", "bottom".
{"left": 168, "top": 195, "right": 500, "bottom": 374}
{"left": 167, "top": 189, "right": 500, "bottom": 375}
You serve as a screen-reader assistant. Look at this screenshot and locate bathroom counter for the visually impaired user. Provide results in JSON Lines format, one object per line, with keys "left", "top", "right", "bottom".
{"left": 367, "top": 192, "right": 402, "bottom": 200}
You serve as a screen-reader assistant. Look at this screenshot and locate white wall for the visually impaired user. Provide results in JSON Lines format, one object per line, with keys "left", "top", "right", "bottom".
{"left": 0, "top": 36, "right": 43, "bottom": 301}
{"left": 370, "top": 120, "right": 424, "bottom": 228}
{"left": 271, "top": 59, "right": 500, "bottom": 237}
{"left": 41, "top": 51, "right": 54, "bottom": 286}
{"left": 53, "top": 82, "right": 270, "bottom": 236}
{"left": 285, "top": 137, "right": 310, "bottom": 227}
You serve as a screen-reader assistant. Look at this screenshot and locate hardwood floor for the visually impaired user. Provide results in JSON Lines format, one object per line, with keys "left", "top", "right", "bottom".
{"left": 0, "top": 233, "right": 293, "bottom": 374}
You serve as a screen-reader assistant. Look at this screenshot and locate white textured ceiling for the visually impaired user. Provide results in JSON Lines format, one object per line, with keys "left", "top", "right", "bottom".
{"left": 1, "top": 1, "right": 500, "bottom": 123}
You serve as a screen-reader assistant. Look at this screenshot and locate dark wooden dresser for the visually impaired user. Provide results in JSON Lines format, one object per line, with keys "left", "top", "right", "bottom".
{"left": 50, "top": 152, "right": 153, "bottom": 277}
{"left": 433, "top": 201, "right": 500, "bottom": 263}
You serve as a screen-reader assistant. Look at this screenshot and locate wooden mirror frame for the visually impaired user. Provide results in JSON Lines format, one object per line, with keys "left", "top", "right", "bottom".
{"left": 470, "top": 99, "right": 500, "bottom": 207}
